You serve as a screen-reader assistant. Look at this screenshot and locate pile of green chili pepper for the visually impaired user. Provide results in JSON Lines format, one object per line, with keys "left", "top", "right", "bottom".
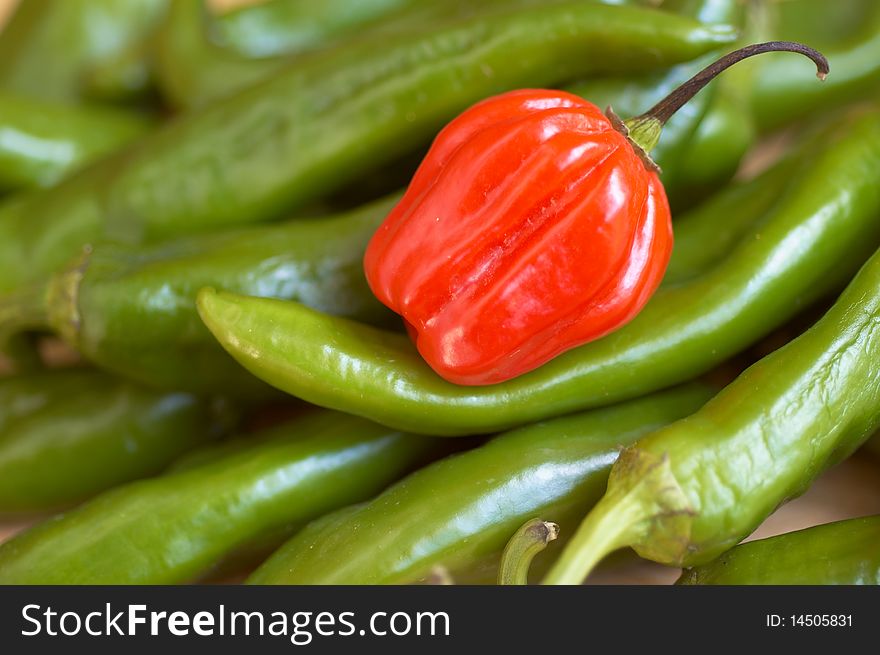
{"left": 1, "top": 0, "right": 880, "bottom": 588}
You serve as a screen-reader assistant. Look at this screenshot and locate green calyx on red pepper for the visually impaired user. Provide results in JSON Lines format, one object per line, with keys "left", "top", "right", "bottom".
{"left": 364, "top": 42, "right": 829, "bottom": 386}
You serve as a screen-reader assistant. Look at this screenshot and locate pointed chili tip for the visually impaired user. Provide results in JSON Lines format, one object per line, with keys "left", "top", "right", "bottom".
{"left": 817, "top": 71, "right": 828, "bottom": 81}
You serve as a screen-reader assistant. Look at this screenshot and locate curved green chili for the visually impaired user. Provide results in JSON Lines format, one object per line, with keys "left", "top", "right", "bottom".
{"left": 197, "top": 109, "right": 880, "bottom": 435}
{"left": 0, "top": 368, "right": 236, "bottom": 515}
{"left": 246, "top": 385, "right": 711, "bottom": 584}
{"left": 0, "top": 94, "right": 153, "bottom": 191}
{"left": 542, "top": 242, "right": 880, "bottom": 584}
{"left": 0, "top": 2, "right": 732, "bottom": 296}
{"left": 677, "top": 517, "right": 880, "bottom": 585}
{"left": 154, "top": 0, "right": 436, "bottom": 110}
{"left": 0, "top": 410, "right": 444, "bottom": 584}
{"left": 662, "top": 156, "right": 797, "bottom": 285}
{"left": 156, "top": 0, "right": 611, "bottom": 110}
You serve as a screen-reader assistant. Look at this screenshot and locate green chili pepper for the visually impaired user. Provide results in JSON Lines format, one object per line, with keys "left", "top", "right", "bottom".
{"left": 666, "top": 80, "right": 755, "bottom": 203}
{"left": 215, "top": 0, "right": 422, "bottom": 58}
{"left": 0, "top": 367, "right": 236, "bottom": 515}
{"left": 677, "top": 517, "right": 880, "bottom": 585}
{"left": 542, "top": 240, "right": 880, "bottom": 584}
{"left": 197, "top": 109, "right": 880, "bottom": 435}
{"left": 246, "top": 385, "right": 711, "bottom": 584}
{"left": 0, "top": 94, "right": 153, "bottom": 191}
{"left": 0, "top": 194, "right": 398, "bottom": 396}
{"left": 770, "top": 0, "right": 874, "bottom": 45}
{"left": 0, "top": 410, "right": 444, "bottom": 584}
{"left": 154, "top": 0, "right": 438, "bottom": 110}
{"left": 662, "top": 156, "right": 797, "bottom": 285}
{"left": 0, "top": 0, "right": 168, "bottom": 103}
{"left": 156, "top": 1, "right": 620, "bottom": 110}
{"left": 0, "top": 367, "right": 102, "bottom": 429}
{"left": 0, "top": 2, "right": 734, "bottom": 296}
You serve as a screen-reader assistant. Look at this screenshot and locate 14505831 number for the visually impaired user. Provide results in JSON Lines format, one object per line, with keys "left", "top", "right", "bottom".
{"left": 766, "top": 615, "right": 853, "bottom": 628}
{"left": 792, "top": 615, "right": 852, "bottom": 627}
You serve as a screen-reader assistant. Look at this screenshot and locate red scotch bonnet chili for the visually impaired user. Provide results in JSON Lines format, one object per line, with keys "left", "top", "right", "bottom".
{"left": 364, "top": 42, "right": 829, "bottom": 386}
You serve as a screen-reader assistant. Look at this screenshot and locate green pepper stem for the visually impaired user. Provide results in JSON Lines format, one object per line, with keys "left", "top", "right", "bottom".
{"left": 498, "top": 519, "right": 559, "bottom": 585}
{"left": 614, "top": 41, "right": 829, "bottom": 168}
{"left": 542, "top": 449, "right": 694, "bottom": 585}
{"left": 541, "top": 490, "right": 642, "bottom": 585}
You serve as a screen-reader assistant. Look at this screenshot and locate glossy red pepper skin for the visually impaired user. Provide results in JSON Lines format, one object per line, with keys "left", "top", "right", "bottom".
{"left": 364, "top": 89, "right": 672, "bottom": 385}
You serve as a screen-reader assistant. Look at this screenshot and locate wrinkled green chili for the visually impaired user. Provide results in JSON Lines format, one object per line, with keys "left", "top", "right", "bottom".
{"left": 543, "top": 241, "right": 880, "bottom": 583}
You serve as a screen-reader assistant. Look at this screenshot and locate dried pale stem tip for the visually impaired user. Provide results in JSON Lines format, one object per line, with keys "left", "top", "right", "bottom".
{"left": 498, "top": 519, "right": 560, "bottom": 585}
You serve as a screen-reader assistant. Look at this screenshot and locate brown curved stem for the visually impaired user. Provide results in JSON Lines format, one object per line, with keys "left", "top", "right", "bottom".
{"left": 642, "top": 41, "right": 828, "bottom": 126}
{"left": 613, "top": 41, "right": 828, "bottom": 172}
